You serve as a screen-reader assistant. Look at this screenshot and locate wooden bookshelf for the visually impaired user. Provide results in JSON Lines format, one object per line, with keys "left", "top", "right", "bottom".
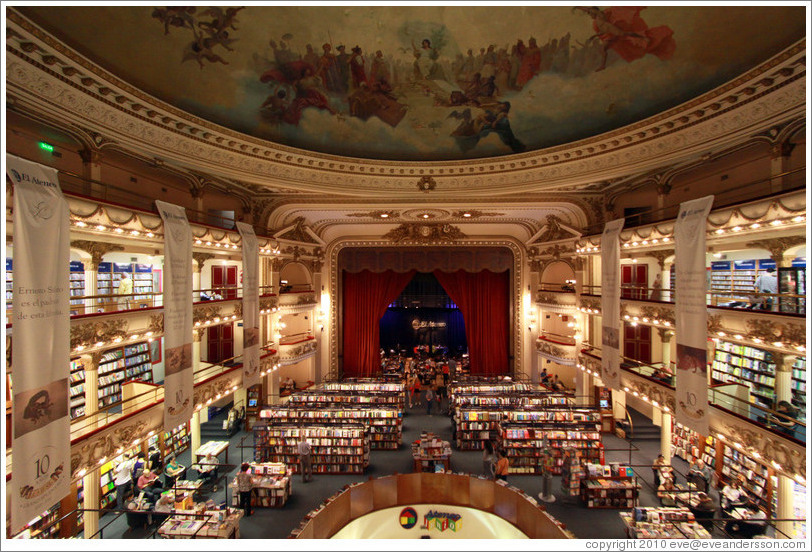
{"left": 253, "top": 424, "right": 369, "bottom": 474}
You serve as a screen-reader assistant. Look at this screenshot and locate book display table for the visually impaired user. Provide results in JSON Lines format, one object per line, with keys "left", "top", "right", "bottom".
{"left": 620, "top": 508, "right": 712, "bottom": 539}
{"left": 411, "top": 432, "right": 452, "bottom": 473}
{"left": 229, "top": 462, "right": 292, "bottom": 508}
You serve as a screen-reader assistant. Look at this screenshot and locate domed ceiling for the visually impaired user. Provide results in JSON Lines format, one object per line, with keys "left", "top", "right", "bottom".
{"left": 18, "top": 5, "right": 805, "bottom": 162}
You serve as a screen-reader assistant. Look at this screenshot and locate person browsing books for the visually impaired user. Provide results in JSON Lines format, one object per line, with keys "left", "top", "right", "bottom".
{"left": 297, "top": 436, "right": 313, "bottom": 483}
{"left": 236, "top": 463, "right": 254, "bottom": 516}
{"left": 494, "top": 450, "right": 510, "bottom": 482}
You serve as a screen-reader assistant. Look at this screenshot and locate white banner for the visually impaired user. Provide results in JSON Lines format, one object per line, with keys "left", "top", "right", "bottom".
{"left": 600, "top": 218, "right": 624, "bottom": 391}
{"left": 674, "top": 195, "right": 714, "bottom": 437}
{"left": 156, "top": 201, "right": 194, "bottom": 430}
{"left": 236, "top": 222, "right": 260, "bottom": 389}
{"left": 7, "top": 155, "right": 71, "bottom": 533}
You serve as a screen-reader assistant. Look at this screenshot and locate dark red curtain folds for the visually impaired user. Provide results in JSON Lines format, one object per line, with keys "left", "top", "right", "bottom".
{"left": 342, "top": 269, "right": 416, "bottom": 377}
{"left": 433, "top": 269, "right": 510, "bottom": 376}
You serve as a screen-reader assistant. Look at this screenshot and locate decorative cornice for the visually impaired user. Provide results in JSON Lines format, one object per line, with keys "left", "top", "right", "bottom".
{"left": 192, "top": 252, "right": 216, "bottom": 271}
{"left": 744, "top": 236, "right": 807, "bottom": 262}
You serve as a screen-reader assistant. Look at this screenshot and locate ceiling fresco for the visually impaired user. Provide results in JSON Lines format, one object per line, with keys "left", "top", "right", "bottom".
{"left": 18, "top": 5, "right": 805, "bottom": 162}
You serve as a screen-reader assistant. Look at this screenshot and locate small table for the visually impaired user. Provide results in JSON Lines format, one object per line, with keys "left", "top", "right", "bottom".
{"left": 411, "top": 435, "right": 452, "bottom": 473}
{"left": 158, "top": 508, "right": 243, "bottom": 539}
{"left": 194, "top": 441, "right": 230, "bottom": 464}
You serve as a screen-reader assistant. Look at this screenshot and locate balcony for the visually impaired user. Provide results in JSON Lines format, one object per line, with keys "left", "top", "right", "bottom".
{"left": 578, "top": 348, "right": 806, "bottom": 448}
{"left": 279, "top": 333, "right": 317, "bottom": 366}
{"left": 536, "top": 331, "right": 578, "bottom": 366}
{"left": 278, "top": 286, "right": 318, "bottom": 313}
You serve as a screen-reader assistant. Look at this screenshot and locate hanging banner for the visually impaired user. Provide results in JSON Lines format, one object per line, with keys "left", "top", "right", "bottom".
{"left": 7, "top": 155, "right": 71, "bottom": 533}
{"left": 156, "top": 201, "right": 194, "bottom": 430}
{"left": 600, "top": 218, "right": 624, "bottom": 391}
{"left": 674, "top": 195, "right": 714, "bottom": 437}
{"left": 236, "top": 222, "right": 260, "bottom": 389}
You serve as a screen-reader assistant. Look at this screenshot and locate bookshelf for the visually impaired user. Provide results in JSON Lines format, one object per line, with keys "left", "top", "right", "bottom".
{"left": 162, "top": 422, "right": 191, "bottom": 459}
{"left": 498, "top": 408, "right": 602, "bottom": 474}
{"left": 99, "top": 460, "right": 116, "bottom": 511}
{"left": 719, "top": 444, "right": 773, "bottom": 516}
{"left": 701, "top": 435, "right": 717, "bottom": 471}
{"left": 671, "top": 421, "right": 703, "bottom": 464}
{"left": 580, "top": 464, "right": 639, "bottom": 509}
{"left": 711, "top": 340, "right": 776, "bottom": 409}
{"left": 9, "top": 503, "right": 61, "bottom": 539}
{"left": 69, "top": 261, "right": 85, "bottom": 315}
{"left": 260, "top": 406, "right": 402, "bottom": 450}
{"left": 454, "top": 408, "right": 503, "bottom": 450}
{"left": 709, "top": 260, "right": 770, "bottom": 305}
{"left": 561, "top": 454, "right": 586, "bottom": 496}
{"left": 451, "top": 391, "right": 573, "bottom": 410}
{"left": 96, "top": 261, "right": 113, "bottom": 307}
{"left": 5, "top": 258, "right": 11, "bottom": 322}
{"left": 229, "top": 462, "right": 291, "bottom": 508}
{"left": 253, "top": 424, "right": 369, "bottom": 474}
{"left": 791, "top": 357, "right": 806, "bottom": 418}
{"left": 69, "top": 357, "right": 86, "bottom": 419}
{"left": 97, "top": 342, "right": 152, "bottom": 409}
{"left": 286, "top": 389, "right": 405, "bottom": 410}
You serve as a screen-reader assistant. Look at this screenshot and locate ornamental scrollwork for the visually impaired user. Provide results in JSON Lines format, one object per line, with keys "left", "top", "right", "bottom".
{"left": 382, "top": 223, "right": 466, "bottom": 244}
{"left": 535, "top": 293, "right": 560, "bottom": 305}
{"left": 70, "top": 319, "right": 128, "bottom": 350}
{"left": 148, "top": 314, "right": 164, "bottom": 334}
{"left": 260, "top": 297, "right": 279, "bottom": 311}
{"left": 296, "top": 294, "right": 317, "bottom": 306}
{"left": 721, "top": 423, "right": 805, "bottom": 480}
{"left": 193, "top": 305, "right": 222, "bottom": 325}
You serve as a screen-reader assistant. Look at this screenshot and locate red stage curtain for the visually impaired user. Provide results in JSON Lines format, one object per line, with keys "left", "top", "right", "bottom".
{"left": 343, "top": 269, "right": 416, "bottom": 377}
{"left": 433, "top": 269, "right": 509, "bottom": 375}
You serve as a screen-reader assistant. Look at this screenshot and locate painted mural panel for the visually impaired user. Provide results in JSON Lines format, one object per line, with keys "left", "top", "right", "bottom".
{"left": 19, "top": 5, "right": 805, "bottom": 161}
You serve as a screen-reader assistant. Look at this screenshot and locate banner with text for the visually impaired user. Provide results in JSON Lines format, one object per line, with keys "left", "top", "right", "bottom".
{"left": 600, "top": 218, "right": 625, "bottom": 391}
{"left": 7, "top": 155, "right": 71, "bottom": 533}
{"left": 601, "top": 219, "right": 625, "bottom": 389}
{"left": 675, "top": 195, "right": 714, "bottom": 436}
{"left": 156, "top": 201, "right": 194, "bottom": 430}
{"left": 236, "top": 222, "right": 260, "bottom": 389}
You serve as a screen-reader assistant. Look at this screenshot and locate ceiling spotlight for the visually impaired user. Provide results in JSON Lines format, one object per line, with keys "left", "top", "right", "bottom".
{"left": 422, "top": 214, "right": 430, "bottom": 219}
{"left": 380, "top": 213, "right": 389, "bottom": 218}
{"left": 463, "top": 213, "right": 472, "bottom": 217}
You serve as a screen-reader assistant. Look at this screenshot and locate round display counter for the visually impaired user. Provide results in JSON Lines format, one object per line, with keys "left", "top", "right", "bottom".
{"left": 289, "top": 472, "right": 574, "bottom": 539}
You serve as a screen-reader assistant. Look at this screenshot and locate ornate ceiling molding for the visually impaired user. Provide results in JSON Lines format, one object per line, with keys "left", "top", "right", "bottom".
{"left": 382, "top": 223, "right": 467, "bottom": 244}
{"left": 6, "top": 11, "right": 805, "bottom": 195}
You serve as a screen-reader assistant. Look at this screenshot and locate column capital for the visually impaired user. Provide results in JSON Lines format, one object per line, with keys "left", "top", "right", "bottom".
{"left": 192, "top": 252, "right": 215, "bottom": 273}
{"left": 773, "top": 352, "right": 798, "bottom": 372}
{"left": 70, "top": 240, "right": 125, "bottom": 271}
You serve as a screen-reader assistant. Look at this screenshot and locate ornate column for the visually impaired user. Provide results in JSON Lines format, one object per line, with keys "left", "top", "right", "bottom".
{"left": 192, "top": 328, "right": 203, "bottom": 373}
{"left": 775, "top": 474, "right": 796, "bottom": 539}
{"left": 661, "top": 411, "right": 673, "bottom": 463}
{"left": 311, "top": 255, "right": 326, "bottom": 384}
{"left": 82, "top": 469, "right": 100, "bottom": 539}
{"left": 657, "top": 328, "right": 674, "bottom": 374}
{"left": 655, "top": 180, "right": 671, "bottom": 213}
{"left": 746, "top": 237, "right": 806, "bottom": 269}
{"left": 83, "top": 352, "right": 101, "bottom": 430}
{"left": 773, "top": 353, "right": 797, "bottom": 406}
{"left": 770, "top": 141, "right": 795, "bottom": 194}
{"left": 70, "top": 241, "right": 124, "bottom": 313}
{"left": 192, "top": 252, "right": 214, "bottom": 299}
{"left": 191, "top": 409, "right": 201, "bottom": 460}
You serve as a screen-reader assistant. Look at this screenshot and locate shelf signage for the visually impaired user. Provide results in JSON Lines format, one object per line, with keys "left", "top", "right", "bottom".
{"left": 98, "top": 261, "right": 111, "bottom": 272}
{"left": 69, "top": 261, "right": 84, "bottom": 272}
{"left": 710, "top": 261, "right": 731, "bottom": 270}
{"left": 733, "top": 260, "right": 756, "bottom": 270}
{"left": 758, "top": 259, "right": 777, "bottom": 270}
{"left": 6, "top": 154, "right": 72, "bottom": 533}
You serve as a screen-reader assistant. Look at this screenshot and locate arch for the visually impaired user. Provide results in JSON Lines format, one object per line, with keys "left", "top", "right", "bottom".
{"left": 541, "top": 260, "right": 575, "bottom": 285}
{"left": 279, "top": 261, "right": 312, "bottom": 288}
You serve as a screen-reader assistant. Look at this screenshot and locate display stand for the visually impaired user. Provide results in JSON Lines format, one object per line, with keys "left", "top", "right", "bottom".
{"left": 411, "top": 432, "right": 452, "bottom": 473}
{"left": 580, "top": 464, "right": 639, "bottom": 509}
{"left": 229, "top": 462, "right": 291, "bottom": 508}
{"left": 620, "top": 507, "right": 711, "bottom": 539}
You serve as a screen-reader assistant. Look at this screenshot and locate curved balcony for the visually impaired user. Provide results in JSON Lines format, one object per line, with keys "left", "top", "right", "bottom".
{"left": 534, "top": 288, "right": 577, "bottom": 314}
{"left": 536, "top": 332, "right": 578, "bottom": 366}
{"left": 279, "top": 334, "right": 318, "bottom": 366}
{"left": 278, "top": 288, "right": 318, "bottom": 314}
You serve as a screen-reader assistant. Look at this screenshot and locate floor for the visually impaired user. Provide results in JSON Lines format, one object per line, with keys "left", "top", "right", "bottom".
{"left": 89, "top": 398, "right": 729, "bottom": 540}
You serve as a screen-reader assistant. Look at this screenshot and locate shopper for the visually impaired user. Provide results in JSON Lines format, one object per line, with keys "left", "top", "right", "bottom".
{"left": 236, "top": 462, "right": 254, "bottom": 516}
{"left": 113, "top": 452, "right": 136, "bottom": 510}
{"left": 721, "top": 478, "right": 747, "bottom": 513}
{"left": 413, "top": 376, "right": 422, "bottom": 407}
{"left": 753, "top": 267, "right": 778, "bottom": 311}
{"left": 652, "top": 454, "right": 667, "bottom": 488}
{"left": 164, "top": 455, "right": 184, "bottom": 488}
{"left": 425, "top": 385, "right": 435, "bottom": 415}
{"left": 198, "top": 452, "right": 219, "bottom": 489}
{"left": 687, "top": 457, "right": 712, "bottom": 493}
{"left": 297, "top": 435, "right": 313, "bottom": 483}
{"left": 482, "top": 440, "right": 496, "bottom": 478}
{"left": 727, "top": 502, "right": 768, "bottom": 538}
{"left": 494, "top": 450, "right": 510, "bottom": 482}
{"left": 136, "top": 468, "right": 163, "bottom": 504}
